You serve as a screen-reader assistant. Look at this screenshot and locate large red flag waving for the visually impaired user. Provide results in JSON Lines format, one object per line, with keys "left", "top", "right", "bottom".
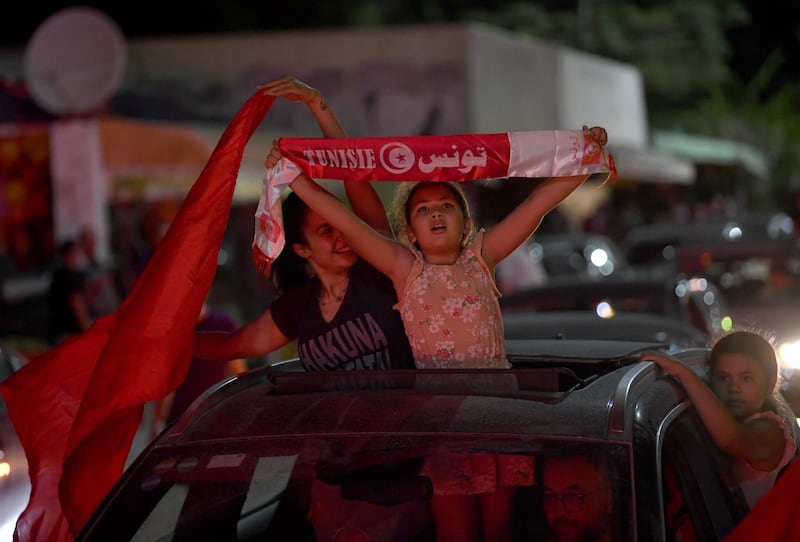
{"left": 0, "top": 90, "right": 275, "bottom": 541}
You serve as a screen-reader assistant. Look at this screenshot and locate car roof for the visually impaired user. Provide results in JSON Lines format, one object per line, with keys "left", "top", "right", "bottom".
{"left": 503, "top": 310, "right": 708, "bottom": 348}
{"left": 81, "top": 341, "right": 742, "bottom": 542}
{"left": 499, "top": 271, "right": 725, "bottom": 313}
{"left": 159, "top": 339, "right": 675, "bottom": 448}
{"left": 502, "top": 269, "right": 705, "bottom": 291}
{"left": 622, "top": 219, "right": 797, "bottom": 260}
{"left": 531, "top": 231, "right": 625, "bottom": 247}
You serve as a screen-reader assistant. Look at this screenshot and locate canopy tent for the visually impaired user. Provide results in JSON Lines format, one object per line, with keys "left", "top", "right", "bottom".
{"left": 652, "top": 130, "right": 768, "bottom": 180}
{"left": 608, "top": 144, "right": 695, "bottom": 185}
{"left": 97, "top": 117, "right": 212, "bottom": 201}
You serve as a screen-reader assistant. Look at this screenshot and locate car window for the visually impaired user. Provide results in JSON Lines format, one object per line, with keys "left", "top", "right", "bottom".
{"left": 659, "top": 411, "right": 748, "bottom": 542}
{"left": 514, "top": 442, "right": 634, "bottom": 541}
{"left": 79, "top": 437, "right": 635, "bottom": 541}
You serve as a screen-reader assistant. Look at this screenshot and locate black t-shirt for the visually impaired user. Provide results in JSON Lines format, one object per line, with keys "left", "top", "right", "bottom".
{"left": 270, "top": 260, "right": 414, "bottom": 371}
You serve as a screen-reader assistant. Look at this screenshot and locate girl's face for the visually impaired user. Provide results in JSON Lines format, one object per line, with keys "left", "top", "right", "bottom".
{"left": 710, "top": 352, "right": 772, "bottom": 419}
{"left": 405, "top": 184, "right": 469, "bottom": 258}
{"left": 294, "top": 210, "right": 357, "bottom": 271}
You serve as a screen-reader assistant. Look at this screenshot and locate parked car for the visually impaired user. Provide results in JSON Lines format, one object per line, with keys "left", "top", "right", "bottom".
{"left": 526, "top": 232, "right": 630, "bottom": 280}
{"left": 0, "top": 343, "right": 30, "bottom": 542}
{"left": 503, "top": 311, "right": 709, "bottom": 351}
{"left": 622, "top": 217, "right": 800, "bottom": 394}
{"left": 500, "top": 271, "right": 732, "bottom": 342}
{"left": 76, "top": 339, "right": 750, "bottom": 541}
{"left": 621, "top": 215, "right": 800, "bottom": 304}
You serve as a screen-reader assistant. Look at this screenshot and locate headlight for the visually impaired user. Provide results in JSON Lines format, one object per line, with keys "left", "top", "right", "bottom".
{"left": 777, "top": 339, "right": 800, "bottom": 371}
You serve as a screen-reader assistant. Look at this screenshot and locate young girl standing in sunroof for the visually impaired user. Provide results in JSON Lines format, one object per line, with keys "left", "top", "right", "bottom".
{"left": 269, "top": 125, "right": 608, "bottom": 542}
{"left": 275, "top": 125, "right": 608, "bottom": 369}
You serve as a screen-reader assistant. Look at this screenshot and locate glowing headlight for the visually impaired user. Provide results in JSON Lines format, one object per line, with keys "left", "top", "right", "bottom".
{"left": 595, "top": 301, "right": 615, "bottom": 319}
{"left": 589, "top": 248, "right": 609, "bottom": 267}
{"left": 777, "top": 339, "right": 800, "bottom": 370}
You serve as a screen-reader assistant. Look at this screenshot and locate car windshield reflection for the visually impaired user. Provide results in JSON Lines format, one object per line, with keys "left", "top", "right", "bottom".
{"left": 83, "top": 436, "right": 633, "bottom": 541}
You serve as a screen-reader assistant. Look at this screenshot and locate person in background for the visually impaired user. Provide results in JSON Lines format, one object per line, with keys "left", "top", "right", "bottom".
{"left": 642, "top": 331, "right": 798, "bottom": 509}
{"left": 494, "top": 240, "right": 548, "bottom": 295}
{"left": 46, "top": 240, "right": 92, "bottom": 345}
{"left": 193, "top": 75, "right": 414, "bottom": 372}
{"left": 77, "top": 227, "right": 121, "bottom": 319}
{"left": 541, "top": 454, "right": 615, "bottom": 542}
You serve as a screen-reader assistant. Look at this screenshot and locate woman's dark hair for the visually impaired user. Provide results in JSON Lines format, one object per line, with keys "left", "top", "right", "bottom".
{"left": 269, "top": 192, "right": 313, "bottom": 293}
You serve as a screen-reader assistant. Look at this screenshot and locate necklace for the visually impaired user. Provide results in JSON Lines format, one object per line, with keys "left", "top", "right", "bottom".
{"left": 320, "top": 277, "right": 349, "bottom": 305}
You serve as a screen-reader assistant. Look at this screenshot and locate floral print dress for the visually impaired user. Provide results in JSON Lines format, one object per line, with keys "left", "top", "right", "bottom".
{"left": 394, "top": 232, "right": 532, "bottom": 495}
{"left": 394, "top": 230, "right": 509, "bottom": 369}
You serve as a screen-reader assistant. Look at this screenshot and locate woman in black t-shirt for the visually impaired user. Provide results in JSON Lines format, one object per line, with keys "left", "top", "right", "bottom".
{"left": 195, "top": 191, "right": 413, "bottom": 371}
{"left": 193, "top": 76, "right": 413, "bottom": 371}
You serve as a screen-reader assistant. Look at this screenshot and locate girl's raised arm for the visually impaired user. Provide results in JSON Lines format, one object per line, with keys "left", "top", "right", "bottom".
{"left": 642, "top": 350, "right": 787, "bottom": 471}
{"left": 289, "top": 173, "right": 414, "bottom": 286}
{"left": 259, "top": 75, "right": 391, "bottom": 234}
{"left": 483, "top": 126, "right": 608, "bottom": 268}
{"left": 259, "top": 74, "right": 346, "bottom": 138}
{"left": 483, "top": 174, "right": 590, "bottom": 268}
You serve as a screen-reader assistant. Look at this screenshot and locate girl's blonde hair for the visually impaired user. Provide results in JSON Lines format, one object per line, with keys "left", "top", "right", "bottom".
{"left": 389, "top": 181, "right": 474, "bottom": 248}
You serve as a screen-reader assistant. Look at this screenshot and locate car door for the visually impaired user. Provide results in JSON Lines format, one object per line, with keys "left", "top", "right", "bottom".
{"left": 661, "top": 410, "right": 748, "bottom": 541}
{"left": 633, "top": 379, "right": 748, "bottom": 542}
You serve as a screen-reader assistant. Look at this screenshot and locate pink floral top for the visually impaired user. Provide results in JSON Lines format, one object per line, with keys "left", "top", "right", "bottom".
{"left": 394, "top": 231, "right": 509, "bottom": 369}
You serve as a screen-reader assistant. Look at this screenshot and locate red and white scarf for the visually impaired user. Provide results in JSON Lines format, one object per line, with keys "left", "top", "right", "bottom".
{"left": 253, "top": 129, "right": 616, "bottom": 274}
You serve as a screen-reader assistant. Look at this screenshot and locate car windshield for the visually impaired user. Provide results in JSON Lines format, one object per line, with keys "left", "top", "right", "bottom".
{"left": 82, "top": 436, "right": 633, "bottom": 541}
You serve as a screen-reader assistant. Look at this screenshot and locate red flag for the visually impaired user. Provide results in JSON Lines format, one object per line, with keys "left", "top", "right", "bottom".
{"left": 723, "top": 458, "right": 800, "bottom": 542}
{"left": 0, "top": 90, "right": 275, "bottom": 541}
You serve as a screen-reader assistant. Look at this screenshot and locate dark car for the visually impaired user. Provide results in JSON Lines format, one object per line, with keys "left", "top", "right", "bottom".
{"left": 76, "top": 340, "right": 750, "bottom": 541}
{"left": 526, "top": 232, "right": 630, "bottom": 280}
{"left": 621, "top": 215, "right": 800, "bottom": 303}
{"left": 0, "top": 343, "right": 30, "bottom": 542}
{"left": 500, "top": 272, "right": 732, "bottom": 342}
{"left": 622, "top": 217, "right": 800, "bottom": 396}
{"left": 503, "top": 311, "right": 709, "bottom": 351}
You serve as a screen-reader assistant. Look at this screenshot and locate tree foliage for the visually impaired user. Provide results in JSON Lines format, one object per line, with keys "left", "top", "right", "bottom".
{"left": 466, "top": 0, "right": 749, "bottom": 108}
{"left": 454, "top": 0, "right": 800, "bottom": 200}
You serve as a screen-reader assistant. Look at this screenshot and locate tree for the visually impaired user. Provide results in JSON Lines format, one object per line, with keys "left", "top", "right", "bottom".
{"left": 464, "top": 0, "right": 799, "bottom": 208}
